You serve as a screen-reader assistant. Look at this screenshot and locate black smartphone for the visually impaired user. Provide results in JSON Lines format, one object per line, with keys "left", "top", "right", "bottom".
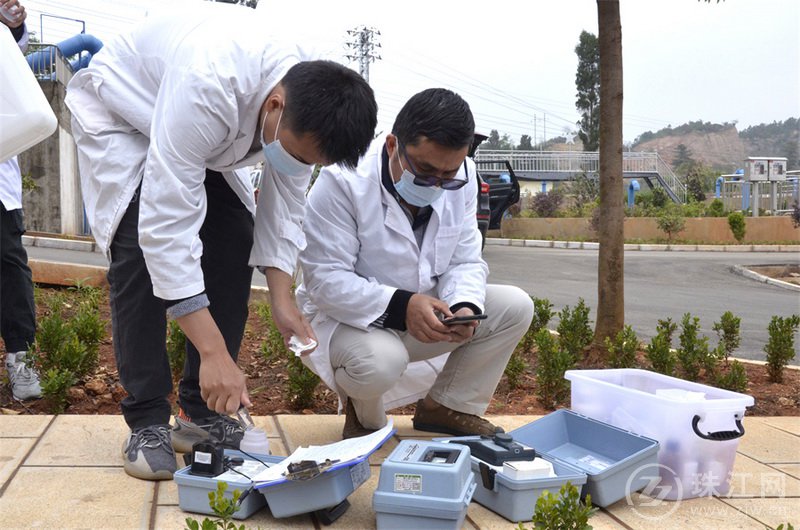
{"left": 441, "top": 314, "right": 488, "bottom": 325}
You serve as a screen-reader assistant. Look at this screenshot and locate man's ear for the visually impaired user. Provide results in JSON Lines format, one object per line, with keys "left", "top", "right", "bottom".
{"left": 265, "top": 84, "right": 286, "bottom": 112}
{"left": 386, "top": 133, "right": 399, "bottom": 157}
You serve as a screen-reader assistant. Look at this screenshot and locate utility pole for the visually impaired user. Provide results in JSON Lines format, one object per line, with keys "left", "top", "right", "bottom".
{"left": 344, "top": 26, "right": 381, "bottom": 83}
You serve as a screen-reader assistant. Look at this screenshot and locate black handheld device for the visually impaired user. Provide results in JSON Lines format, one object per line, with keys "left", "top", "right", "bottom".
{"left": 450, "top": 433, "right": 536, "bottom": 466}
{"left": 189, "top": 440, "right": 224, "bottom": 477}
{"left": 440, "top": 314, "right": 488, "bottom": 325}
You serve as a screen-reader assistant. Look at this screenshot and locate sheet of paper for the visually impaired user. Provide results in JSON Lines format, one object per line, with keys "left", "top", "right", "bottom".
{"left": 252, "top": 420, "right": 394, "bottom": 486}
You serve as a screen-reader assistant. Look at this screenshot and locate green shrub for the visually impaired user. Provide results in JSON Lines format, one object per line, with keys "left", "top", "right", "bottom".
{"left": 645, "top": 318, "right": 677, "bottom": 375}
{"left": 31, "top": 287, "right": 110, "bottom": 413}
{"left": 656, "top": 207, "right": 685, "bottom": 242}
{"left": 40, "top": 367, "right": 77, "bottom": 414}
{"left": 255, "top": 302, "right": 319, "bottom": 409}
{"left": 184, "top": 481, "right": 245, "bottom": 530}
{"left": 504, "top": 351, "right": 529, "bottom": 390}
{"left": 285, "top": 356, "right": 320, "bottom": 409}
{"left": 531, "top": 297, "right": 555, "bottom": 335}
{"left": 705, "top": 198, "right": 726, "bottom": 217}
{"left": 605, "top": 325, "right": 639, "bottom": 368}
{"left": 680, "top": 200, "right": 707, "bottom": 218}
{"left": 70, "top": 303, "right": 105, "bottom": 372}
{"left": 676, "top": 313, "right": 709, "bottom": 381}
{"left": 556, "top": 299, "right": 593, "bottom": 362}
{"left": 523, "top": 481, "right": 595, "bottom": 530}
{"left": 36, "top": 312, "right": 73, "bottom": 359}
{"left": 534, "top": 329, "right": 573, "bottom": 409}
{"left": 645, "top": 334, "right": 675, "bottom": 376}
{"left": 255, "top": 302, "right": 285, "bottom": 362}
{"left": 764, "top": 314, "right": 800, "bottom": 383}
{"left": 715, "top": 359, "right": 748, "bottom": 393}
{"left": 727, "top": 211, "right": 746, "bottom": 243}
{"left": 713, "top": 311, "right": 741, "bottom": 362}
{"left": 67, "top": 281, "right": 103, "bottom": 311}
{"left": 651, "top": 187, "right": 668, "bottom": 209}
{"left": 166, "top": 320, "right": 187, "bottom": 381}
{"left": 531, "top": 189, "right": 564, "bottom": 218}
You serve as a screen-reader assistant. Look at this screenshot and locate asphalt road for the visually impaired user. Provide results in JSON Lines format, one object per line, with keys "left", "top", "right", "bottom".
{"left": 483, "top": 245, "right": 800, "bottom": 362}
{"left": 27, "top": 243, "right": 799, "bottom": 362}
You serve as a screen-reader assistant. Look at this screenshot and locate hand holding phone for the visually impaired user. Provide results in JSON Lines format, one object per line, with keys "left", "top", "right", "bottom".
{"left": 440, "top": 314, "right": 487, "bottom": 326}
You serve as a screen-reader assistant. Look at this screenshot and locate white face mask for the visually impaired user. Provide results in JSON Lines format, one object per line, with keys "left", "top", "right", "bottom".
{"left": 260, "top": 108, "right": 313, "bottom": 176}
{"left": 390, "top": 145, "right": 444, "bottom": 207}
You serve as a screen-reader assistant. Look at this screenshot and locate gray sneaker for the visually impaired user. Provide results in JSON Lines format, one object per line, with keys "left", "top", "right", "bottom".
{"left": 122, "top": 424, "right": 177, "bottom": 480}
{"left": 6, "top": 352, "right": 42, "bottom": 401}
{"left": 171, "top": 413, "right": 245, "bottom": 453}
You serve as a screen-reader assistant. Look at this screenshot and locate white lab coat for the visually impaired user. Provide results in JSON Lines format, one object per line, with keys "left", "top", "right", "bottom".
{"left": 65, "top": 3, "right": 313, "bottom": 300}
{"left": 296, "top": 141, "right": 489, "bottom": 410}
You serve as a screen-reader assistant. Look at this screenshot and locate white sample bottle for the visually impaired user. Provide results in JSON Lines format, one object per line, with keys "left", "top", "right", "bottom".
{"left": 239, "top": 428, "right": 270, "bottom": 456}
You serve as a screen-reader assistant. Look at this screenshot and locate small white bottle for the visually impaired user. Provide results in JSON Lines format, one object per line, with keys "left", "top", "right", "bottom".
{"left": 239, "top": 428, "right": 270, "bottom": 456}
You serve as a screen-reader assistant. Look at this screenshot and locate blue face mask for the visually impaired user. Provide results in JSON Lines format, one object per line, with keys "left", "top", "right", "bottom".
{"left": 391, "top": 148, "right": 444, "bottom": 207}
{"left": 260, "top": 108, "right": 313, "bottom": 176}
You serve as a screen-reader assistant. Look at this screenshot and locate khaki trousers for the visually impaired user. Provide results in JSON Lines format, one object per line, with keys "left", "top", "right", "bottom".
{"left": 329, "top": 284, "right": 534, "bottom": 429}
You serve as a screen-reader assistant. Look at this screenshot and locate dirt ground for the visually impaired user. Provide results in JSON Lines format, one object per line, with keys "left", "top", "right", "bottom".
{"left": 749, "top": 264, "right": 800, "bottom": 286}
{"left": 1, "top": 285, "right": 798, "bottom": 419}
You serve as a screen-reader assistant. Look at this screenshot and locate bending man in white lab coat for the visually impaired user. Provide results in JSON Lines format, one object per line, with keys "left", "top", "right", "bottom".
{"left": 297, "top": 88, "right": 533, "bottom": 439}
{"left": 65, "top": 3, "right": 377, "bottom": 480}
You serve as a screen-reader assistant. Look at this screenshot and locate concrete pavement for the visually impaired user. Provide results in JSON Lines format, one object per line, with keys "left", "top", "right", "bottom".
{"left": 1, "top": 413, "right": 798, "bottom": 529}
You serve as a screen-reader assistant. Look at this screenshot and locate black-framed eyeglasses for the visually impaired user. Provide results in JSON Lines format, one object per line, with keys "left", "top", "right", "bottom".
{"left": 399, "top": 144, "right": 469, "bottom": 190}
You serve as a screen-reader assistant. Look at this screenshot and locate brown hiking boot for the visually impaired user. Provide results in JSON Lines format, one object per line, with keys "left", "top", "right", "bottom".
{"left": 412, "top": 399, "right": 504, "bottom": 437}
{"left": 342, "top": 398, "right": 378, "bottom": 439}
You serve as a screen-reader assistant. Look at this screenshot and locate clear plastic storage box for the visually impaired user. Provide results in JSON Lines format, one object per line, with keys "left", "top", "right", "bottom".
{"left": 566, "top": 368, "right": 754, "bottom": 500}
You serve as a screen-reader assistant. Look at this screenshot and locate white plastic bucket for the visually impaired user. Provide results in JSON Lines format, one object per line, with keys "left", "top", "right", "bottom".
{"left": 0, "top": 27, "right": 57, "bottom": 163}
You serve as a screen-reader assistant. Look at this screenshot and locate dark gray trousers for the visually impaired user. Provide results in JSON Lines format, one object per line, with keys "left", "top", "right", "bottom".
{"left": 0, "top": 203, "right": 36, "bottom": 354}
{"left": 108, "top": 170, "right": 254, "bottom": 430}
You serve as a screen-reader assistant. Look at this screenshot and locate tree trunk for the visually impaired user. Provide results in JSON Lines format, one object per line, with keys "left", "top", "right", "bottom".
{"left": 593, "top": 0, "right": 625, "bottom": 351}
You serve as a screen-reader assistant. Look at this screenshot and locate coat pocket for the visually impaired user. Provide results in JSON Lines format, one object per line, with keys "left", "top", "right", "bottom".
{"left": 433, "top": 226, "right": 461, "bottom": 275}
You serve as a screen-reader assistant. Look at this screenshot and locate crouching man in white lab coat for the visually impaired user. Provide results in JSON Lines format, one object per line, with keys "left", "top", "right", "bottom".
{"left": 64, "top": 2, "right": 377, "bottom": 480}
{"left": 296, "top": 88, "right": 534, "bottom": 439}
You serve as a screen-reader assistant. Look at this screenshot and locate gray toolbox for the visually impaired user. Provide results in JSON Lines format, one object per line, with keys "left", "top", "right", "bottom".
{"left": 257, "top": 458, "right": 371, "bottom": 518}
{"left": 510, "top": 409, "right": 660, "bottom": 507}
{"left": 437, "top": 434, "right": 587, "bottom": 523}
{"left": 373, "top": 440, "right": 477, "bottom": 530}
{"left": 174, "top": 449, "right": 280, "bottom": 520}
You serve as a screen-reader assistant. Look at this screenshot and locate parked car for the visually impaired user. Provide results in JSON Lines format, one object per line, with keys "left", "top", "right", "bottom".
{"left": 470, "top": 134, "right": 521, "bottom": 248}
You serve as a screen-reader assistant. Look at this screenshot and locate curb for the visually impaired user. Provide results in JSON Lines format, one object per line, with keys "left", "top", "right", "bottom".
{"left": 485, "top": 238, "right": 799, "bottom": 252}
{"left": 29, "top": 258, "right": 273, "bottom": 302}
{"left": 24, "top": 233, "right": 799, "bottom": 253}
{"left": 730, "top": 264, "right": 800, "bottom": 292}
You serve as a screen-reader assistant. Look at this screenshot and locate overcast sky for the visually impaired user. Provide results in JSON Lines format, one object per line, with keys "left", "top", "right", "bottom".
{"left": 22, "top": 0, "right": 800, "bottom": 145}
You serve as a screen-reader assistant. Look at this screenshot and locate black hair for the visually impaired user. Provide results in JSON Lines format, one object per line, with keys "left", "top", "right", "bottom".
{"left": 391, "top": 88, "right": 475, "bottom": 150}
{"left": 280, "top": 60, "right": 377, "bottom": 169}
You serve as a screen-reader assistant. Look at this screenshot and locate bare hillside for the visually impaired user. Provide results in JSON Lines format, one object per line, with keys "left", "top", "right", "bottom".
{"left": 633, "top": 125, "right": 745, "bottom": 171}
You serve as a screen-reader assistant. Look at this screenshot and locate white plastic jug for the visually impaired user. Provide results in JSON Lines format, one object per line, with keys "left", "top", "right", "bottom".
{"left": 0, "top": 26, "right": 57, "bottom": 163}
